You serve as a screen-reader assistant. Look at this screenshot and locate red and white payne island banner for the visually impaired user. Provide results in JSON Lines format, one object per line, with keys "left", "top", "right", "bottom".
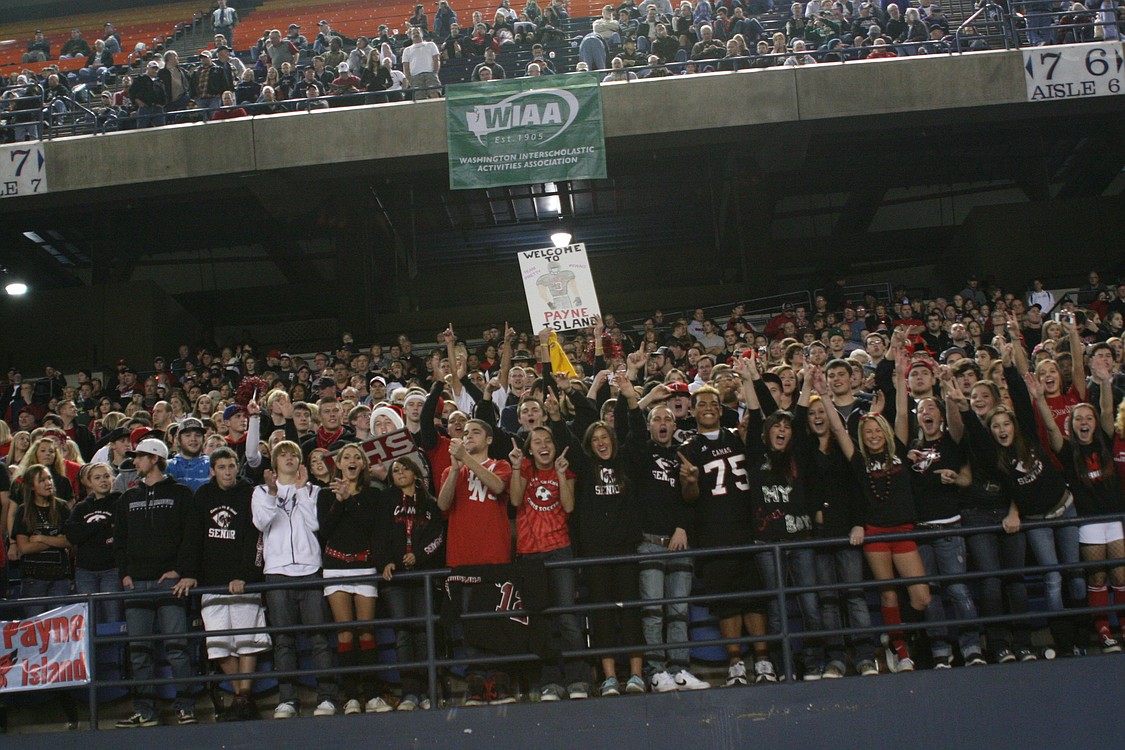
{"left": 0, "top": 603, "right": 90, "bottom": 692}
{"left": 517, "top": 242, "right": 602, "bottom": 332}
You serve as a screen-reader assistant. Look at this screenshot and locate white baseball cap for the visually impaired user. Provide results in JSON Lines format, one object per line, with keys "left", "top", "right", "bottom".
{"left": 128, "top": 437, "right": 169, "bottom": 459}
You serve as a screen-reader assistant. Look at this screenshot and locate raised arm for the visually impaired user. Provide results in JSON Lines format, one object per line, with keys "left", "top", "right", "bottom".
{"left": 507, "top": 448, "right": 527, "bottom": 507}
{"left": 1006, "top": 312, "right": 1030, "bottom": 375}
{"left": 418, "top": 378, "right": 445, "bottom": 451}
{"left": 815, "top": 368, "right": 855, "bottom": 460}
{"left": 555, "top": 448, "right": 575, "bottom": 513}
{"left": 733, "top": 355, "right": 761, "bottom": 414}
{"left": 497, "top": 321, "right": 515, "bottom": 392}
{"left": 941, "top": 373, "right": 967, "bottom": 444}
{"left": 1024, "top": 371, "right": 1064, "bottom": 454}
{"left": 1066, "top": 318, "right": 1087, "bottom": 400}
{"left": 436, "top": 445, "right": 462, "bottom": 511}
{"left": 1090, "top": 356, "right": 1116, "bottom": 438}
{"left": 893, "top": 347, "right": 910, "bottom": 447}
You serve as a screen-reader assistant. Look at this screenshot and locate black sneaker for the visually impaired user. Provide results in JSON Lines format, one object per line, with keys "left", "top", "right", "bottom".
{"left": 116, "top": 712, "right": 159, "bottom": 728}
{"left": 176, "top": 709, "right": 198, "bottom": 725}
{"left": 996, "top": 649, "right": 1017, "bottom": 663}
{"left": 1015, "top": 648, "right": 1037, "bottom": 662}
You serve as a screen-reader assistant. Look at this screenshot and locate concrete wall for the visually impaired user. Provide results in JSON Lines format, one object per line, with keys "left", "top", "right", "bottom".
{"left": 35, "top": 49, "right": 1042, "bottom": 196}
{"left": 10, "top": 655, "right": 1125, "bottom": 747}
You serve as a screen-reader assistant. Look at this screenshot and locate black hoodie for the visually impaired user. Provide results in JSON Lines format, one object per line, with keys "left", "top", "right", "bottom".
{"left": 114, "top": 475, "right": 198, "bottom": 580}
{"left": 64, "top": 491, "right": 120, "bottom": 571}
{"left": 194, "top": 477, "right": 263, "bottom": 586}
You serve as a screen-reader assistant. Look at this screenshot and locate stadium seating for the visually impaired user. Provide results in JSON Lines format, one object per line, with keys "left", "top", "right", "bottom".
{"left": 0, "top": 1, "right": 205, "bottom": 80}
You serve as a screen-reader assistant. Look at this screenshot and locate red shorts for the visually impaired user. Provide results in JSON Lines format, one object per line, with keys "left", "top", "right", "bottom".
{"left": 863, "top": 523, "right": 917, "bottom": 555}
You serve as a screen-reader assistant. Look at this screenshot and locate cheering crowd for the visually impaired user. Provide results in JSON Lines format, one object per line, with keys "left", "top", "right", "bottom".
{"left": 2, "top": 271, "right": 1125, "bottom": 726}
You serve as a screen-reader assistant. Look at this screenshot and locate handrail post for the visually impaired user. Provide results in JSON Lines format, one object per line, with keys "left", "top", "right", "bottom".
{"left": 85, "top": 593, "right": 98, "bottom": 730}
{"left": 773, "top": 545, "right": 793, "bottom": 682}
{"left": 423, "top": 573, "right": 440, "bottom": 709}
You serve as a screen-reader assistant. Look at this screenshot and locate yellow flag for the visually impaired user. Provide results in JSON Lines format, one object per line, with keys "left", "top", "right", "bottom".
{"left": 548, "top": 331, "right": 578, "bottom": 379}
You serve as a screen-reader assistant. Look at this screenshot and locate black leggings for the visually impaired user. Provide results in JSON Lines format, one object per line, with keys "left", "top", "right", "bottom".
{"left": 584, "top": 559, "right": 643, "bottom": 652}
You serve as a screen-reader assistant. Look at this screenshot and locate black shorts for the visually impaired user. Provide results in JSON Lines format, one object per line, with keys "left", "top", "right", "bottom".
{"left": 696, "top": 530, "right": 764, "bottom": 618}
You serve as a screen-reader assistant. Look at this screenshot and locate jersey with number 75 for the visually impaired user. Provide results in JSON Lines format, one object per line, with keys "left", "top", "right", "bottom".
{"left": 680, "top": 428, "right": 753, "bottom": 538}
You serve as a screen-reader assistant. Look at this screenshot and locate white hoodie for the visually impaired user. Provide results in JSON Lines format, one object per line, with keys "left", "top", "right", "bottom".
{"left": 252, "top": 481, "right": 322, "bottom": 576}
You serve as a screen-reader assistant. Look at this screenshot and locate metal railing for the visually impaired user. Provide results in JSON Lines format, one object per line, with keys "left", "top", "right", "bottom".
{"left": 955, "top": 3, "right": 1014, "bottom": 52}
{"left": 2, "top": 511, "right": 1122, "bottom": 731}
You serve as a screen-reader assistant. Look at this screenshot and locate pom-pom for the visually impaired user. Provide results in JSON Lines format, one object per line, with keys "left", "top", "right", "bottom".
{"left": 236, "top": 376, "right": 267, "bottom": 406}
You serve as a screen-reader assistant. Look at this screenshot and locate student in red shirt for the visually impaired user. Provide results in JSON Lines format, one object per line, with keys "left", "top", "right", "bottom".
{"left": 437, "top": 419, "right": 514, "bottom": 705}
{"left": 508, "top": 426, "right": 589, "bottom": 701}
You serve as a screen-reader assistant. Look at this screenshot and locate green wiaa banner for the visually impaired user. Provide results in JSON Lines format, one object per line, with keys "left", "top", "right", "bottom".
{"left": 445, "top": 73, "right": 607, "bottom": 190}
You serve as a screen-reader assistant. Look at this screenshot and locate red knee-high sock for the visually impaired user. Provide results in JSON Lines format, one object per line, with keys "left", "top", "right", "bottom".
{"left": 1089, "top": 585, "right": 1110, "bottom": 635}
{"left": 881, "top": 605, "right": 908, "bottom": 658}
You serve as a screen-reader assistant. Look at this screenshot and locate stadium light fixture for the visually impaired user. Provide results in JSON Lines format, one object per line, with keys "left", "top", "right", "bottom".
{"left": 550, "top": 231, "right": 572, "bottom": 248}
{"left": 1, "top": 266, "right": 27, "bottom": 296}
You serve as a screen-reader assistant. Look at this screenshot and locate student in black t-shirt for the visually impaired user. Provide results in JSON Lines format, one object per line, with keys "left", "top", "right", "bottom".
{"left": 966, "top": 371, "right": 1083, "bottom": 655}
{"left": 1033, "top": 360, "right": 1123, "bottom": 654}
{"left": 809, "top": 372, "right": 878, "bottom": 677}
{"left": 680, "top": 383, "right": 771, "bottom": 686}
{"left": 744, "top": 362, "right": 824, "bottom": 681}
{"left": 12, "top": 463, "right": 73, "bottom": 614}
{"left": 907, "top": 395, "right": 985, "bottom": 668}
{"left": 833, "top": 348, "right": 932, "bottom": 673}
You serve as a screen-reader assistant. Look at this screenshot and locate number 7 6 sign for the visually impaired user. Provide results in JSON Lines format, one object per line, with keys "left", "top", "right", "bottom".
{"left": 1024, "top": 41, "right": 1124, "bottom": 102}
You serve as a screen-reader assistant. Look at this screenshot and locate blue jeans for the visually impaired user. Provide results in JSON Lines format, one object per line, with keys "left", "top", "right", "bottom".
{"left": 135, "top": 105, "right": 166, "bottom": 128}
{"left": 75, "top": 567, "right": 123, "bottom": 624}
{"left": 521, "top": 546, "right": 588, "bottom": 688}
{"left": 579, "top": 34, "right": 608, "bottom": 70}
{"left": 382, "top": 580, "right": 430, "bottom": 697}
{"left": 916, "top": 527, "right": 982, "bottom": 659}
{"left": 20, "top": 577, "right": 72, "bottom": 616}
{"left": 264, "top": 573, "right": 336, "bottom": 705}
{"left": 124, "top": 578, "right": 192, "bottom": 716}
{"left": 753, "top": 546, "right": 824, "bottom": 670}
{"left": 1025, "top": 504, "right": 1085, "bottom": 611}
{"left": 637, "top": 540, "right": 693, "bottom": 675}
{"left": 962, "top": 507, "right": 1031, "bottom": 653}
{"left": 814, "top": 544, "right": 876, "bottom": 667}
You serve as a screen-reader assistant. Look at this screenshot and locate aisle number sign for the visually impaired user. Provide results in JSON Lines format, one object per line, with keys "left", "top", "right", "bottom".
{"left": 1024, "top": 42, "right": 1124, "bottom": 101}
{"left": 0, "top": 143, "right": 47, "bottom": 198}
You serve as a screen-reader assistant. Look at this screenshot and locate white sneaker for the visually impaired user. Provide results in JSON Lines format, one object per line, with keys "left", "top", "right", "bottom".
{"left": 343, "top": 699, "right": 362, "bottom": 715}
{"left": 753, "top": 659, "right": 778, "bottom": 684}
{"left": 650, "top": 671, "right": 678, "bottom": 693}
{"left": 419, "top": 698, "right": 432, "bottom": 710}
{"left": 366, "top": 696, "right": 393, "bottom": 713}
{"left": 895, "top": 657, "right": 915, "bottom": 673}
{"left": 725, "top": 660, "right": 748, "bottom": 687}
{"left": 673, "top": 670, "right": 711, "bottom": 691}
{"left": 273, "top": 702, "right": 298, "bottom": 719}
{"left": 398, "top": 696, "right": 418, "bottom": 712}
{"left": 822, "top": 663, "right": 845, "bottom": 679}
{"left": 884, "top": 645, "right": 900, "bottom": 674}
{"left": 313, "top": 700, "right": 337, "bottom": 717}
